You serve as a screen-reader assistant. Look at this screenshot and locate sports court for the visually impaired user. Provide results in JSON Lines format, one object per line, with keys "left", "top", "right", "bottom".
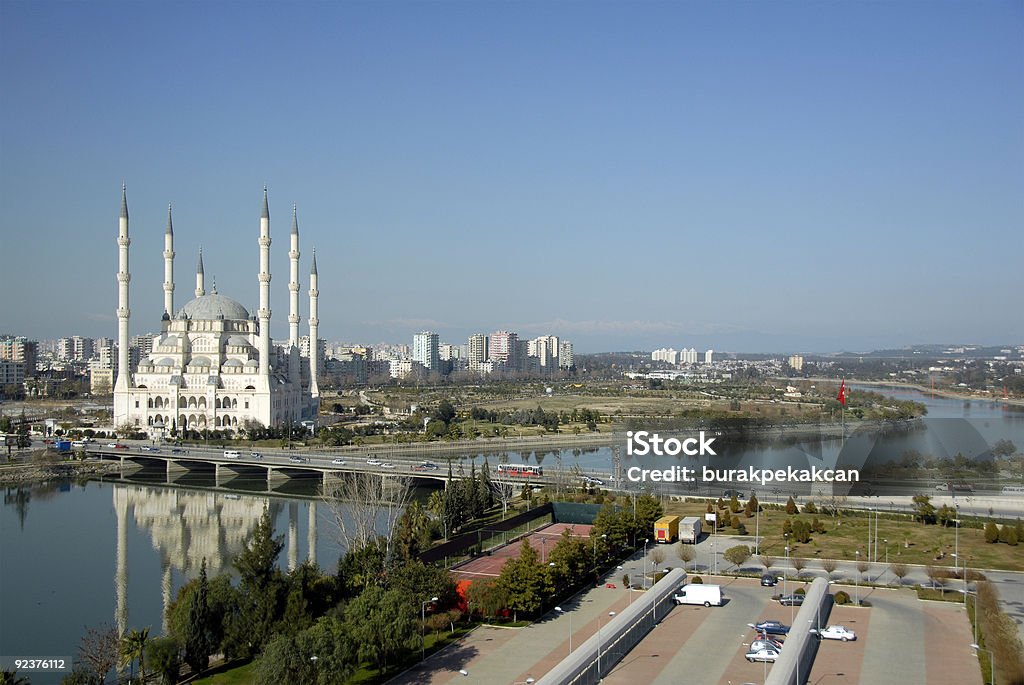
{"left": 452, "top": 522, "right": 594, "bottom": 582}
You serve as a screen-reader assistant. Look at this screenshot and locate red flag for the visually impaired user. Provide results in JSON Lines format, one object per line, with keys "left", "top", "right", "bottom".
{"left": 837, "top": 379, "right": 847, "bottom": 407}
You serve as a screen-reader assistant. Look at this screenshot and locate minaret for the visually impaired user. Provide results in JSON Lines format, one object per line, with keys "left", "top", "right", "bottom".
{"left": 288, "top": 205, "right": 301, "bottom": 347}
{"left": 163, "top": 204, "right": 175, "bottom": 316}
{"left": 257, "top": 188, "right": 272, "bottom": 378}
{"left": 114, "top": 185, "right": 131, "bottom": 393}
{"left": 195, "top": 248, "right": 205, "bottom": 298}
{"left": 308, "top": 248, "right": 320, "bottom": 398}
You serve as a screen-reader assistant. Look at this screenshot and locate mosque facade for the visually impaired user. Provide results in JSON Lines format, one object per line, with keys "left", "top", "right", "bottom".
{"left": 112, "top": 187, "right": 321, "bottom": 436}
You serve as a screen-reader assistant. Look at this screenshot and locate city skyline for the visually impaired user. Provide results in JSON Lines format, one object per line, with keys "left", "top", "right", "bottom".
{"left": 1, "top": 2, "right": 1021, "bottom": 352}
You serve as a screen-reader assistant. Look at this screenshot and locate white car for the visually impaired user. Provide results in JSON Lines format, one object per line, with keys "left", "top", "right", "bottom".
{"left": 366, "top": 458, "right": 382, "bottom": 466}
{"left": 745, "top": 647, "right": 781, "bottom": 663}
{"left": 332, "top": 458, "right": 347, "bottom": 465}
{"left": 813, "top": 625, "right": 856, "bottom": 642}
{"left": 381, "top": 462, "right": 395, "bottom": 469}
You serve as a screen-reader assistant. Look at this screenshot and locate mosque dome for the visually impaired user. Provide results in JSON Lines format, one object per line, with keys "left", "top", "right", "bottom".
{"left": 176, "top": 294, "right": 250, "bottom": 321}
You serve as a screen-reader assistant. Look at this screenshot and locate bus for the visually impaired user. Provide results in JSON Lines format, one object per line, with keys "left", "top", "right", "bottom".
{"left": 496, "top": 464, "right": 543, "bottom": 477}
{"left": 1001, "top": 485, "right": 1024, "bottom": 496}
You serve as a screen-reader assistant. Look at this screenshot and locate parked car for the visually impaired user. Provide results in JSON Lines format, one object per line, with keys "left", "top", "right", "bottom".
{"left": 812, "top": 625, "right": 856, "bottom": 642}
{"left": 331, "top": 458, "right": 347, "bottom": 465}
{"left": 745, "top": 647, "right": 781, "bottom": 663}
{"left": 760, "top": 573, "right": 778, "bottom": 587}
{"left": 750, "top": 637, "right": 784, "bottom": 652}
{"left": 779, "top": 594, "right": 805, "bottom": 606}
{"left": 749, "top": 621, "right": 790, "bottom": 635}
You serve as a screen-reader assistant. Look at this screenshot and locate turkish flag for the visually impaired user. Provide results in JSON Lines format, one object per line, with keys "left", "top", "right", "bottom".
{"left": 837, "top": 379, "right": 847, "bottom": 407}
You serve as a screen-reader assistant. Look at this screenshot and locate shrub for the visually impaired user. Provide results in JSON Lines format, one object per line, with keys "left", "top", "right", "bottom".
{"left": 833, "top": 590, "right": 850, "bottom": 605}
{"left": 804, "top": 501, "right": 817, "bottom": 514}
{"left": 794, "top": 586, "right": 806, "bottom": 595}
{"left": 690, "top": 576, "right": 703, "bottom": 584}
{"left": 984, "top": 522, "right": 999, "bottom": 543}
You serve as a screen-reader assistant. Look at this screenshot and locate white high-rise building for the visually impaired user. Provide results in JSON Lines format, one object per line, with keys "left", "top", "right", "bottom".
{"left": 558, "top": 341, "right": 574, "bottom": 369}
{"left": 528, "top": 335, "right": 559, "bottom": 369}
{"left": 704, "top": 349, "right": 714, "bottom": 364}
{"left": 412, "top": 331, "right": 440, "bottom": 372}
{"left": 113, "top": 187, "right": 321, "bottom": 435}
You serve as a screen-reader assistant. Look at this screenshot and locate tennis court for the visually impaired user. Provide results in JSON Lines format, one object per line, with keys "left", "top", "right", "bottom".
{"left": 452, "top": 522, "right": 594, "bottom": 581}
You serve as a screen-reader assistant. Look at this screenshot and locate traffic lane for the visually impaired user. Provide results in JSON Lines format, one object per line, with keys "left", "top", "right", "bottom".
{"left": 645, "top": 577, "right": 773, "bottom": 685}
{"left": 806, "top": 605, "right": 868, "bottom": 685}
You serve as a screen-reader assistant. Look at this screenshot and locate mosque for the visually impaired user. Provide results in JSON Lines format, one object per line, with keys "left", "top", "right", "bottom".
{"left": 112, "top": 186, "right": 321, "bottom": 436}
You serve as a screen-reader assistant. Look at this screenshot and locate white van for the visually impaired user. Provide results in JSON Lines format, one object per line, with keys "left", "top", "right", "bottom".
{"left": 71, "top": 440, "right": 88, "bottom": 450}
{"left": 223, "top": 450, "right": 241, "bottom": 459}
{"left": 673, "top": 584, "right": 723, "bottom": 607}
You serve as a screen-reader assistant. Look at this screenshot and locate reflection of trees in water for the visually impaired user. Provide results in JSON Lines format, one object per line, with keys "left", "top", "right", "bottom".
{"left": 4, "top": 486, "right": 31, "bottom": 529}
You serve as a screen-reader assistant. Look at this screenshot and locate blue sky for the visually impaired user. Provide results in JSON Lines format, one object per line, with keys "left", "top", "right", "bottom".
{"left": 1, "top": 1, "right": 1021, "bottom": 353}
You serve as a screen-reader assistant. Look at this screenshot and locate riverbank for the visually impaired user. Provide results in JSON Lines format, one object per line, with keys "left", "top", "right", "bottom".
{"left": 0, "top": 454, "right": 121, "bottom": 486}
{"left": 798, "top": 377, "right": 1024, "bottom": 408}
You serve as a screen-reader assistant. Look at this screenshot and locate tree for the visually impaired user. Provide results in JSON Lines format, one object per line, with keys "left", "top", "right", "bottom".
{"left": 857, "top": 559, "right": 869, "bottom": 580}
{"left": 77, "top": 624, "right": 119, "bottom": 685}
{"left": 651, "top": 547, "right": 666, "bottom": 567}
{"left": 490, "top": 476, "right": 517, "bottom": 519}
{"left": 2, "top": 671, "right": 31, "bottom": 685}
{"left": 344, "top": 586, "right": 417, "bottom": 670}
{"left": 785, "top": 496, "right": 798, "bottom": 515}
{"left": 791, "top": 557, "right": 807, "bottom": 577}
{"left": 759, "top": 554, "right": 775, "bottom": 570}
{"left": 912, "top": 494, "right": 937, "bottom": 524}
{"left": 232, "top": 510, "right": 287, "bottom": 657}
{"left": 466, "top": 577, "right": 508, "bottom": 619}
{"left": 676, "top": 545, "right": 695, "bottom": 571}
{"left": 724, "top": 545, "right": 751, "bottom": 569}
{"left": 495, "top": 540, "right": 553, "bottom": 621}
{"left": 992, "top": 439, "right": 1018, "bottom": 458}
{"left": 394, "top": 500, "right": 432, "bottom": 561}
{"left": 322, "top": 471, "right": 412, "bottom": 561}
{"left": 984, "top": 521, "right": 1000, "bottom": 543}
{"left": 119, "top": 626, "right": 150, "bottom": 682}
{"left": 181, "top": 559, "right": 213, "bottom": 673}
{"left": 936, "top": 504, "right": 956, "bottom": 527}
{"left": 146, "top": 636, "right": 181, "bottom": 685}
{"left": 890, "top": 563, "right": 909, "bottom": 585}
{"left": 822, "top": 558, "right": 837, "bottom": 579}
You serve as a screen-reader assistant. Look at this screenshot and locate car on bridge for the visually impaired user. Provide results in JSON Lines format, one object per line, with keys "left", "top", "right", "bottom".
{"left": 331, "top": 458, "right": 347, "bottom": 465}
{"left": 381, "top": 462, "right": 395, "bottom": 469}
{"left": 288, "top": 456, "right": 308, "bottom": 464}
{"left": 366, "top": 458, "right": 382, "bottom": 466}
{"left": 250, "top": 452, "right": 263, "bottom": 459}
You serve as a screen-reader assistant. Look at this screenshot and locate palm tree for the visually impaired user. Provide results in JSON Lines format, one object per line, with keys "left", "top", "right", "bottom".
{"left": 1, "top": 670, "right": 32, "bottom": 685}
{"left": 119, "top": 627, "right": 150, "bottom": 682}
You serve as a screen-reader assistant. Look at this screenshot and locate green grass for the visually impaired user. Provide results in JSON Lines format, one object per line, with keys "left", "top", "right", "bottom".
{"left": 661, "top": 501, "right": 1024, "bottom": 572}
{"left": 193, "top": 661, "right": 256, "bottom": 685}
{"left": 916, "top": 588, "right": 967, "bottom": 602}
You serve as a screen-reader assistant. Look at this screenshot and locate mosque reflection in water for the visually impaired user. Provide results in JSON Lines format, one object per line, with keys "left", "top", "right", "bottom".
{"left": 112, "top": 484, "right": 318, "bottom": 636}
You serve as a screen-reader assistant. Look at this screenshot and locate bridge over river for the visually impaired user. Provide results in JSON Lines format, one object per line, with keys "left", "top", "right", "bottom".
{"left": 83, "top": 442, "right": 560, "bottom": 491}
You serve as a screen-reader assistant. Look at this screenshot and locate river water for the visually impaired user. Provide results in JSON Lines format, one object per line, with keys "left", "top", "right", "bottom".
{"left": 1, "top": 385, "right": 1020, "bottom": 683}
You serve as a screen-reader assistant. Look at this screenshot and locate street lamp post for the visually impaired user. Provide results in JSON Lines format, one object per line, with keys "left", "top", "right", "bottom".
{"left": 643, "top": 539, "right": 650, "bottom": 589}
{"left": 421, "top": 596, "right": 439, "bottom": 662}
{"left": 555, "top": 606, "right": 572, "bottom": 655}
{"left": 971, "top": 643, "right": 994, "bottom": 685}
{"left": 855, "top": 551, "right": 860, "bottom": 605}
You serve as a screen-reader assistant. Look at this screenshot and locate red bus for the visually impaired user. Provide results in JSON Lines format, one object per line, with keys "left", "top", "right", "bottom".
{"left": 496, "top": 464, "right": 543, "bottom": 477}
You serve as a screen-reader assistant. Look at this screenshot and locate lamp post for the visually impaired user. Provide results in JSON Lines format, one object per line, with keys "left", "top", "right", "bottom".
{"left": 555, "top": 606, "right": 572, "bottom": 655}
{"left": 971, "top": 643, "right": 994, "bottom": 685}
{"left": 643, "top": 539, "right": 650, "bottom": 589}
{"left": 883, "top": 539, "right": 889, "bottom": 584}
{"left": 421, "top": 596, "right": 438, "bottom": 662}
{"left": 542, "top": 537, "right": 547, "bottom": 563}
{"left": 855, "top": 551, "right": 860, "bottom": 605}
